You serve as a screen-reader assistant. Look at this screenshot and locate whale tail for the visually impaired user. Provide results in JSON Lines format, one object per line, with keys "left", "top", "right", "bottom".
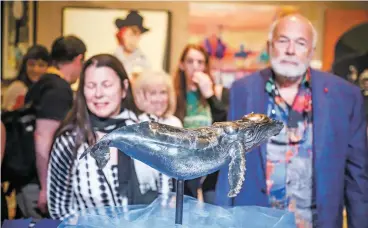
{"left": 227, "top": 141, "right": 246, "bottom": 198}
{"left": 79, "top": 137, "right": 111, "bottom": 169}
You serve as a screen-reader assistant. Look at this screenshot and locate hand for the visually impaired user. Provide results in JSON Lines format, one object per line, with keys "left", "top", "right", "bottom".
{"left": 192, "top": 72, "right": 214, "bottom": 99}
{"left": 134, "top": 90, "right": 154, "bottom": 114}
{"left": 37, "top": 188, "right": 48, "bottom": 214}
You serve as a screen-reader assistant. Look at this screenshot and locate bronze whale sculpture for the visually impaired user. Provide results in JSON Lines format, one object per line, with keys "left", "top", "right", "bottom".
{"left": 80, "top": 113, "right": 283, "bottom": 197}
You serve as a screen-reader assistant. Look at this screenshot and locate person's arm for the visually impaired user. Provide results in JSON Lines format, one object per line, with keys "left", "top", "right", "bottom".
{"left": 345, "top": 89, "right": 368, "bottom": 228}
{"left": 34, "top": 119, "right": 61, "bottom": 194}
{"left": 207, "top": 87, "right": 229, "bottom": 122}
{"left": 47, "top": 133, "right": 77, "bottom": 220}
{"left": 34, "top": 88, "right": 73, "bottom": 213}
{"left": 1, "top": 121, "right": 6, "bottom": 164}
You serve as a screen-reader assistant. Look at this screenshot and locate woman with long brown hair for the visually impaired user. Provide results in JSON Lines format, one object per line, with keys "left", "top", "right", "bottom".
{"left": 47, "top": 54, "right": 169, "bottom": 220}
{"left": 173, "top": 44, "right": 229, "bottom": 204}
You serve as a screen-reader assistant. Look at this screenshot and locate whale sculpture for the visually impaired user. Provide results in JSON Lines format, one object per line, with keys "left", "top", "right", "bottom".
{"left": 80, "top": 113, "right": 283, "bottom": 197}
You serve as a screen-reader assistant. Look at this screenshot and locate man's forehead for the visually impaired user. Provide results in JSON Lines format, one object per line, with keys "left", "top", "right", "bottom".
{"left": 274, "top": 17, "right": 313, "bottom": 41}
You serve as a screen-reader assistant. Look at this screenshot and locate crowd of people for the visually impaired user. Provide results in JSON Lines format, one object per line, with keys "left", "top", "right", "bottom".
{"left": 1, "top": 13, "right": 367, "bottom": 228}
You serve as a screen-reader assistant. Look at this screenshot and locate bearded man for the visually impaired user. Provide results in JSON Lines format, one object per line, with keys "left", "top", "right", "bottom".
{"left": 215, "top": 14, "right": 368, "bottom": 228}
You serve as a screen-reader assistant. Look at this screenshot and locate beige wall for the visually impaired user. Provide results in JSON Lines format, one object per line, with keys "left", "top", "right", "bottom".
{"left": 37, "top": 1, "right": 368, "bottom": 74}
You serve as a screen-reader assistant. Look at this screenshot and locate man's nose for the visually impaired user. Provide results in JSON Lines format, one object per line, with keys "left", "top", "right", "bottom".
{"left": 285, "top": 42, "right": 296, "bottom": 56}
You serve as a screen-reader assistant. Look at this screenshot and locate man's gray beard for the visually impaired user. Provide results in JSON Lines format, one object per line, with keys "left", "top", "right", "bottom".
{"left": 270, "top": 58, "right": 309, "bottom": 78}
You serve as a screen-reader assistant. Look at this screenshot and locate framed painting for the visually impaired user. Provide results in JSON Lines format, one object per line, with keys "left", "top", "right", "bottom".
{"left": 62, "top": 7, "right": 172, "bottom": 76}
{"left": 1, "top": 1, "right": 36, "bottom": 80}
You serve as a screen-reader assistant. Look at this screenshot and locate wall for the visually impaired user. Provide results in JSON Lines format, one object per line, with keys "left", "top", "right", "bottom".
{"left": 323, "top": 9, "right": 368, "bottom": 71}
{"left": 37, "top": 1, "right": 368, "bottom": 74}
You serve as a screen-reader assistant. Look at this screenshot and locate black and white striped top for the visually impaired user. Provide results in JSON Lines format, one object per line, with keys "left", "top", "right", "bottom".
{"left": 47, "top": 110, "right": 182, "bottom": 220}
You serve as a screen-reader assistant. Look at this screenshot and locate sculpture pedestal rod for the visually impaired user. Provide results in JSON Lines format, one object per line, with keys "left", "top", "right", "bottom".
{"left": 175, "top": 180, "right": 184, "bottom": 225}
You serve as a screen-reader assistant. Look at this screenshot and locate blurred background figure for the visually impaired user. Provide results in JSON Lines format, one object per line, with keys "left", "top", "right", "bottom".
{"left": 2, "top": 45, "right": 50, "bottom": 111}
{"left": 133, "top": 70, "right": 182, "bottom": 128}
{"left": 1, "top": 121, "right": 8, "bottom": 224}
{"left": 174, "top": 44, "right": 229, "bottom": 203}
{"left": 24, "top": 35, "right": 86, "bottom": 218}
{"left": 133, "top": 70, "right": 182, "bottom": 200}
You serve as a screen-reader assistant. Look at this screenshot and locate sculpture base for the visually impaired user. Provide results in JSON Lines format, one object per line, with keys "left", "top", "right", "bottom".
{"left": 59, "top": 193, "right": 296, "bottom": 228}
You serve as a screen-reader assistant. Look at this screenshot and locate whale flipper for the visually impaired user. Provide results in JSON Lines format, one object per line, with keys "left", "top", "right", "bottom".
{"left": 227, "top": 141, "right": 246, "bottom": 197}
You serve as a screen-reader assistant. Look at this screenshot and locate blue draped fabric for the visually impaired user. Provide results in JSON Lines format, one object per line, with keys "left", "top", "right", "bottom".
{"left": 59, "top": 193, "right": 296, "bottom": 228}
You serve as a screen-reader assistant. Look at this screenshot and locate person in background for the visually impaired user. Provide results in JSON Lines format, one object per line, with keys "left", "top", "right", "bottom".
{"left": 1, "top": 121, "right": 8, "bottom": 223}
{"left": 2, "top": 45, "right": 50, "bottom": 111}
{"left": 113, "top": 10, "right": 151, "bottom": 78}
{"left": 174, "top": 44, "right": 229, "bottom": 203}
{"left": 47, "top": 54, "right": 168, "bottom": 220}
{"left": 133, "top": 70, "right": 183, "bottom": 199}
{"left": 133, "top": 70, "right": 182, "bottom": 127}
{"left": 24, "top": 35, "right": 86, "bottom": 217}
{"left": 216, "top": 14, "right": 368, "bottom": 228}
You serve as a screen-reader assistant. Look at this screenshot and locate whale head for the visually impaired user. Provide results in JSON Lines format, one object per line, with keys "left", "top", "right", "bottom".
{"left": 236, "top": 113, "right": 283, "bottom": 150}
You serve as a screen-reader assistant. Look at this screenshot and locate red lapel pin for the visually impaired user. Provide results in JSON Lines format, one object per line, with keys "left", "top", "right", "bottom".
{"left": 324, "top": 87, "right": 328, "bottom": 93}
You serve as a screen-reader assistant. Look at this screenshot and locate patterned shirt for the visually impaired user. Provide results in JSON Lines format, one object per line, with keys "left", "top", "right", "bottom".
{"left": 265, "top": 70, "right": 316, "bottom": 228}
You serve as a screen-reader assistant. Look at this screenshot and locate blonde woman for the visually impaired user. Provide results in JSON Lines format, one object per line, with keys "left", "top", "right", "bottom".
{"left": 133, "top": 70, "right": 183, "bottom": 200}
{"left": 133, "top": 70, "right": 182, "bottom": 128}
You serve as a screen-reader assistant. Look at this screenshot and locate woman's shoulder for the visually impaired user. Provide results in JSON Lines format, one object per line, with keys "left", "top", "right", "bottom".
{"left": 162, "top": 115, "right": 183, "bottom": 128}
{"left": 118, "top": 109, "right": 139, "bottom": 120}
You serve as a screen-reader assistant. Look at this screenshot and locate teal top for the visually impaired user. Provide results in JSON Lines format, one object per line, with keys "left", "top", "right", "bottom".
{"left": 183, "top": 90, "right": 212, "bottom": 129}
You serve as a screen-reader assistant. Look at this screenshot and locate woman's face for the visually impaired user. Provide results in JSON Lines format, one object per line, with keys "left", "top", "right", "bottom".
{"left": 26, "top": 59, "right": 48, "bottom": 82}
{"left": 180, "top": 49, "right": 206, "bottom": 82}
{"left": 145, "top": 83, "right": 169, "bottom": 117}
{"left": 84, "top": 66, "right": 128, "bottom": 118}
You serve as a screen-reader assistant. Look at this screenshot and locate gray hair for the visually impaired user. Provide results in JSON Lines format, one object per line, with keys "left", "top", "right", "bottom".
{"left": 267, "top": 16, "right": 318, "bottom": 48}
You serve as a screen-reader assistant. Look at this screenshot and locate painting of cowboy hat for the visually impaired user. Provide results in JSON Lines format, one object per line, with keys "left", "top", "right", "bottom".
{"left": 115, "top": 10, "right": 150, "bottom": 33}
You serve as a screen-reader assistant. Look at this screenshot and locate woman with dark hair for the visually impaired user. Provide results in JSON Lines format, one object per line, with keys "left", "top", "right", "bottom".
{"left": 174, "top": 44, "right": 229, "bottom": 204}
{"left": 2, "top": 45, "right": 50, "bottom": 111}
{"left": 47, "top": 54, "right": 166, "bottom": 220}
